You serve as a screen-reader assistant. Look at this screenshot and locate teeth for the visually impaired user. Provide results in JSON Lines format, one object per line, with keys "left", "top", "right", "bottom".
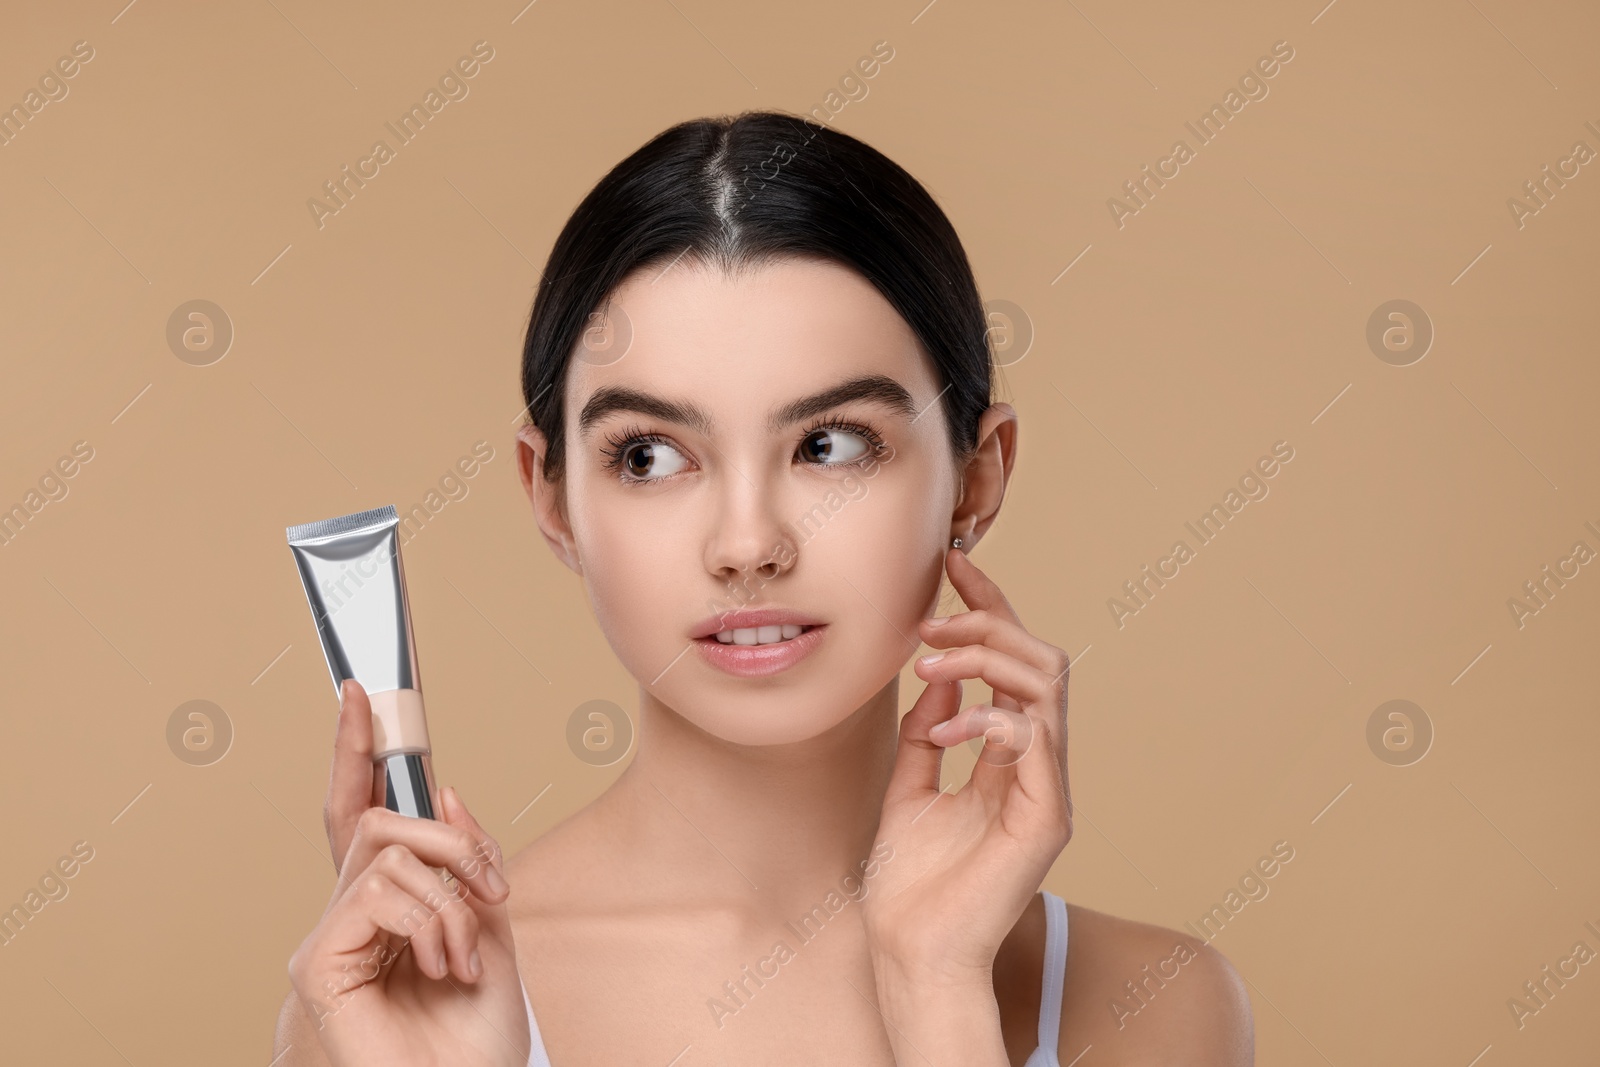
{"left": 714, "top": 623, "right": 808, "bottom": 645}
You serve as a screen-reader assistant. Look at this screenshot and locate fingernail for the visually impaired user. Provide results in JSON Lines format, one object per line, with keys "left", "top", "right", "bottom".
{"left": 484, "top": 862, "right": 510, "bottom": 896}
{"left": 469, "top": 949, "right": 483, "bottom": 978}
{"left": 437, "top": 950, "right": 448, "bottom": 975}
{"left": 929, "top": 719, "right": 952, "bottom": 738}
{"left": 919, "top": 652, "right": 945, "bottom": 666}
{"left": 925, "top": 616, "right": 950, "bottom": 627}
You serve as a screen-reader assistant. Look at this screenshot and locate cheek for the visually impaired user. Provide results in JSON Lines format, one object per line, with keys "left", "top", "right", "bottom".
{"left": 809, "top": 476, "right": 948, "bottom": 638}
{"left": 577, "top": 504, "right": 686, "bottom": 670}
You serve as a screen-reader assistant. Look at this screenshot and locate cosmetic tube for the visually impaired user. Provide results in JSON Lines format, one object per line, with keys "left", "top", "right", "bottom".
{"left": 286, "top": 505, "right": 437, "bottom": 820}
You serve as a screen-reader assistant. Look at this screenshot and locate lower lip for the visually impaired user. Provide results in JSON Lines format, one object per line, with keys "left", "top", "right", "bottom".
{"left": 693, "top": 625, "right": 827, "bottom": 677}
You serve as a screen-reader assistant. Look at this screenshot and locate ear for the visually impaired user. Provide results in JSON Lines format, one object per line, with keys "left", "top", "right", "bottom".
{"left": 515, "top": 422, "right": 582, "bottom": 575}
{"left": 951, "top": 402, "right": 1018, "bottom": 549}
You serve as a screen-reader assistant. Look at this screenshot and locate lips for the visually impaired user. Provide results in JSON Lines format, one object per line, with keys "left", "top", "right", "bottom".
{"left": 687, "top": 607, "right": 827, "bottom": 677}
{"left": 693, "top": 623, "right": 827, "bottom": 677}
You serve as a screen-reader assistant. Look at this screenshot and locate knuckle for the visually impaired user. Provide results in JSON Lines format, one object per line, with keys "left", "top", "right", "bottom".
{"left": 452, "top": 903, "right": 482, "bottom": 942}
{"left": 287, "top": 943, "right": 309, "bottom": 987}
{"left": 353, "top": 805, "right": 386, "bottom": 841}
{"left": 462, "top": 840, "right": 500, "bottom": 881}
{"left": 480, "top": 835, "right": 503, "bottom": 866}
{"left": 446, "top": 834, "right": 480, "bottom": 876}
{"left": 376, "top": 842, "right": 411, "bottom": 869}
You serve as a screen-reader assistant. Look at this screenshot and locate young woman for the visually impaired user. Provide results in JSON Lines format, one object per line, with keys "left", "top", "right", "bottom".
{"left": 273, "top": 111, "right": 1254, "bottom": 1066}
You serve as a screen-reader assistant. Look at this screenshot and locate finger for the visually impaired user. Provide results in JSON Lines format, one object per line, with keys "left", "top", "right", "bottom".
{"left": 919, "top": 608, "right": 1070, "bottom": 681}
{"left": 368, "top": 842, "right": 484, "bottom": 983}
{"left": 999, "top": 708, "right": 1073, "bottom": 860}
{"left": 441, "top": 785, "right": 506, "bottom": 878}
{"left": 325, "top": 679, "right": 376, "bottom": 873}
{"left": 929, "top": 704, "right": 1035, "bottom": 768}
{"left": 914, "top": 643, "right": 1059, "bottom": 721}
{"left": 882, "top": 678, "right": 963, "bottom": 808}
{"left": 440, "top": 785, "right": 517, "bottom": 943}
{"left": 943, "top": 546, "right": 1023, "bottom": 624}
{"left": 340, "top": 804, "right": 512, "bottom": 909}
{"left": 299, "top": 870, "right": 448, "bottom": 995}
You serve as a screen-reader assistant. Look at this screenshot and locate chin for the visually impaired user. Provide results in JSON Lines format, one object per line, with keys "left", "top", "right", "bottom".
{"left": 691, "top": 700, "right": 854, "bottom": 748}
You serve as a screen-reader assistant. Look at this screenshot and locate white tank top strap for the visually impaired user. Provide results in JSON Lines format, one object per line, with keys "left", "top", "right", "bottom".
{"left": 520, "top": 975, "right": 553, "bottom": 1067}
{"left": 1025, "top": 888, "right": 1069, "bottom": 1067}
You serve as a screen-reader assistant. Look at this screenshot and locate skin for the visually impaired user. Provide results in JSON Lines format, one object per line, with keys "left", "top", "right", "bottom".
{"left": 272, "top": 257, "right": 1254, "bottom": 1065}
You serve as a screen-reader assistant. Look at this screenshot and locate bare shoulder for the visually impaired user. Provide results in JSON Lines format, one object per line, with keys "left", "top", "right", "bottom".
{"left": 501, "top": 799, "right": 612, "bottom": 918}
{"left": 500, "top": 792, "right": 643, "bottom": 936}
{"left": 1056, "top": 902, "right": 1254, "bottom": 1066}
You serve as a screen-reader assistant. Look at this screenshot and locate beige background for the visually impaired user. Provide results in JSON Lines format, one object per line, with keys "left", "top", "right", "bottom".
{"left": 2, "top": 0, "right": 1596, "bottom": 1063}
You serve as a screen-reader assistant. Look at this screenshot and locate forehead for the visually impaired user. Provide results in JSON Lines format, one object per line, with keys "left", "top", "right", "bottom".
{"left": 563, "top": 257, "right": 938, "bottom": 431}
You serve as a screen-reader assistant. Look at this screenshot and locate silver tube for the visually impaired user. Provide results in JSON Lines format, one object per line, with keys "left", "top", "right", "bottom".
{"left": 286, "top": 505, "right": 437, "bottom": 820}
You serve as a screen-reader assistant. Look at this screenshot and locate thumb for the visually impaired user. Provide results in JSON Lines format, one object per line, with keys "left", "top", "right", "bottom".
{"left": 325, "top": 678, "right": 375, "bottom": 873}
{"left": 884, "top": 678, "right": 963, "bottom": 809}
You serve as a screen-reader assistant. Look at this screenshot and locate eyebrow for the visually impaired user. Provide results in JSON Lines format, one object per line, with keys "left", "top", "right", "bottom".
{"left": 575, "top": 373, "right": 919, "bottom": 439}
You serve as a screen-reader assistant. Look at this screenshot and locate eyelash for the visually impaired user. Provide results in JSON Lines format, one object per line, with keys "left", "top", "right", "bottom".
{"left": 599, "top": 417, "right": 888, "bottom": 486}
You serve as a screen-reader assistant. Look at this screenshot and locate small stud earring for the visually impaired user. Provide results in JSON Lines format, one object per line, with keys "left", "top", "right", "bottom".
{"left": 951, "top": 536, "right": 963, "bottom": 549}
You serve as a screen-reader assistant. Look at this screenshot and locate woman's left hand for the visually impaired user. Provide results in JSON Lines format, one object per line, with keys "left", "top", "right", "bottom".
{"left": 863, "top": 545, "right": 1073, "bottom": 989}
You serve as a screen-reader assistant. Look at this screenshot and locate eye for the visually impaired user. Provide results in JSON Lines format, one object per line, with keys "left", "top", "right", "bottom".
{"left": 798, "top": 421, "right": 880, "bottom": 466}
{"left": 601, "top": 430, "right": 691, "bottom": 484}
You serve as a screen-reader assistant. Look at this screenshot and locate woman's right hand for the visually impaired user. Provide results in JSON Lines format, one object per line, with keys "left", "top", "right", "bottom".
{"left": 284, "top": 679, "right": 531, "bottom": 1066}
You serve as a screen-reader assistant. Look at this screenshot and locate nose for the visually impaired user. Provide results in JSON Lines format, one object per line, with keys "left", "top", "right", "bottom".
{"left": 703, "top": 468, "right": 798, "bottom": 589}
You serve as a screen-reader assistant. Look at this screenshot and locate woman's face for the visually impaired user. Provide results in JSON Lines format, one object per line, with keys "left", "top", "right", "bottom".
{"left": 549, "top": 256, "right": 964, "bottom": 746}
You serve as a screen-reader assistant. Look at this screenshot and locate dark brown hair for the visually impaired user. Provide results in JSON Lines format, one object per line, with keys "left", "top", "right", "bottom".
{"left": 520, "top": 110, "right": 994, "bottom": 483}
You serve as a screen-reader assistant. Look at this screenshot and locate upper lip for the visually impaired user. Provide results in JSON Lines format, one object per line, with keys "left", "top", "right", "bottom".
{"left": 689, "top": 608, "right": 826, "bottom": 639}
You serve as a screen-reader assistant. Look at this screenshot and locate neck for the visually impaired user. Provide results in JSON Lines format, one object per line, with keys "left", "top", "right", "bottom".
{"left": 602, "top": 675, "right": 902, "bottom": 915}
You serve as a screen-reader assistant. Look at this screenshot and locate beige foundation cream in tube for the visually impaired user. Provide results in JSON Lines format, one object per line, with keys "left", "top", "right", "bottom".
{"left": 286, "top": 505, "right": 437, "bottom": 820}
